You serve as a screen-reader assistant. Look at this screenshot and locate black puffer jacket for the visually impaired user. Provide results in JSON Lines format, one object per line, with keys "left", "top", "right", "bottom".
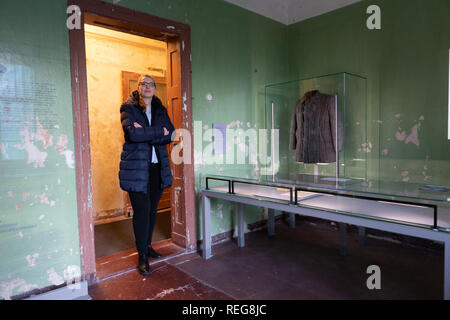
{"left": 119, "top": 91, "right": 175, "bottom": 193}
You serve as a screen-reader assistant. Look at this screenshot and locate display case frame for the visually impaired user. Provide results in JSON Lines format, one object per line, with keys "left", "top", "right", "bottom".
{"left": 204, "top": 174, "right": 448, "bottom": 230}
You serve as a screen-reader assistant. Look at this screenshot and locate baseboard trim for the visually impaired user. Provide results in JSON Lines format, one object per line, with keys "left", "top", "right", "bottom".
{"left": 23, "top": 281, "right": 90, "bottom": 300}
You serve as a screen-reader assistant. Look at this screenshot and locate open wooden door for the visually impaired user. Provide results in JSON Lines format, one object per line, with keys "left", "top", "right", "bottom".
{"left": 166, "top": 39, "right": 187, "bottom": 247}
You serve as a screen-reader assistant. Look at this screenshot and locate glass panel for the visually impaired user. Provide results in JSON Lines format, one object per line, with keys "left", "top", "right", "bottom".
{"left": 264, "top": 72, "right": 367, "bottom": 182}
{"left": 205, "top": 172, "right": 450, "bottom": 203}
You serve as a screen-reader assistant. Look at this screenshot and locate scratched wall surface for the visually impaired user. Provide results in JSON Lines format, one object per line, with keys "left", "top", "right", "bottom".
{"left": 0, "top": 1, "right": 81, "bottom": 299}
{"left": 288, "top": 0, "right": 450, "bottom": 184}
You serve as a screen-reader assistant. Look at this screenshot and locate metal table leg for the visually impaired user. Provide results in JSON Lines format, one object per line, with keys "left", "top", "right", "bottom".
{"left": 202, "top": 193, "right": 211, "bottom": 259}
{"left": 289, "top": 212, "right": 296, "bottom": 228}
{"left": 358, "top": 227, "right": 366, "bottom": 246}
{"left": 237, "top": 202, "right": 245, "bottom": 247}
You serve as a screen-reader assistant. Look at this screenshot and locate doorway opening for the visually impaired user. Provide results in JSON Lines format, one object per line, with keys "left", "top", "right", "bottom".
{"left": 69, "top": 0, "right": 196, "bottom": 284}
{"left": 84, "top": 24, "right": 173, "bottom": 261}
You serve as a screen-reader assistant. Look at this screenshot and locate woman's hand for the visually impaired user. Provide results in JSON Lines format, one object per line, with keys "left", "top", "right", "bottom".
{"left": 134, "top": 122, "right": 168, "bottom": 136}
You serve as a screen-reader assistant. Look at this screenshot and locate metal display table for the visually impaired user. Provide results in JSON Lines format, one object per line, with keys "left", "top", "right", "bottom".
{"left": 201, "top": 174, "right": 450, "bottom": 299}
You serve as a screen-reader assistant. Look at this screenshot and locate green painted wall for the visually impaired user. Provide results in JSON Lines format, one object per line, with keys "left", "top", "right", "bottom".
{"left": 0, "top": 0, "right": 81, "bottom": 299}
{"left": 288, "top": 0, "right": 450, "bottom": 184}
{"left": 0, "top": 0, "right": 289, "bottom": 298}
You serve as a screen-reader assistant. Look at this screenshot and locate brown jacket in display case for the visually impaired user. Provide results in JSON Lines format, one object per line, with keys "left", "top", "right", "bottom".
{"left": 289, "top": 90, "right": 343, "bottom": 163}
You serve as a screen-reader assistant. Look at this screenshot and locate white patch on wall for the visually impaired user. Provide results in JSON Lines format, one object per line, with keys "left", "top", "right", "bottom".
{"left": 0, "top": 278, "right": 38, "bottom": 300}
{"left": 395, "top": 116, "right": 423, "bottom": 147}
{"left": 64, "top": 265, "right": 82, "bottom": 290}
{"left": 35, "top": 117, "right": 53, "bottom": 149}
{"left": 26, "top": 253, "right": 39, "bottom": 267}
{"left": 47, "top": 268, "right": 64, "bottom": 286}
{"left": 0, "top": 142, "right": 8, "bottom": 159}
{"left": 401, "top": 171, "right": 409, "bottom": 182}
{"left": 38, "top": 193, "right": 50, "bottom": 205}
{"left": 55, "top": 134, "right": 75, "bottom": 168}
{"left": 360, "top": 142, "right": 372, "bottom": 153}
{"left": 14, "top": 126, "right": 47, "bottom": 168}
{"left": 62, "top": 150, "right": 75, "bottom": 168}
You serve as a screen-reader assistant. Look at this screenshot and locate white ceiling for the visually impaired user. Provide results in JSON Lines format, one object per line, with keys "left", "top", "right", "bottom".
{"left": 223, "top": 0, "right": 362, "bottom": 25}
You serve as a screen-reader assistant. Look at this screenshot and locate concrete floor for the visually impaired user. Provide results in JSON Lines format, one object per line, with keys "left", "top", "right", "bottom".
{"left": 88, "top": 217, "right": 444, "bottom": 300}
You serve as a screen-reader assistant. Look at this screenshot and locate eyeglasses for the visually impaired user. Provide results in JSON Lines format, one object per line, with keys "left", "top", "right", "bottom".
{"left": 140, "top": 81, "right": 156, "bottom": 88}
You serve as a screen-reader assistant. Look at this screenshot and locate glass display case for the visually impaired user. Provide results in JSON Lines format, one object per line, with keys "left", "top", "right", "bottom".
{"left": 202, "top": 172, "right": 450, "bottom": 230}
{"left": 199, "top": 73, "right": 450, "bottom": 231}
{"left": 264, "top": 72, "right": 367, "bottom": 183}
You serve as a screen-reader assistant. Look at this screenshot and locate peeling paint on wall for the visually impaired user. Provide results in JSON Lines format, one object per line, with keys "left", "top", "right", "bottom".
{"left": 35, "top": 117, "right": 53, "bottom": 149}
{"left": 14, "top": 126, "right": 48, "bottom": 168}
{"left": 47, "top": 268, "right": 64, "bottom": 286}
{"left": 0, "top": 278, "right": 38, "bottom": 300}
{"left": 400, "top": 171, "right": 409, "bottom": 182}
{"left": 395, "top": 115, "right": 423, "bottom": 147}
{"left": 0, "top": 142, "right": 8, "bottom": 158}
{"left": 26, "top": 253, "right": 39, "bottom": 267}
{"left": 54, "top": 134, "right": 75, "bottom": 168}
{"left": 360, "top": 142, "right": 372, "bottom": 153}
{"left": 0, "top": 0, "right": 81, "bottom": 298}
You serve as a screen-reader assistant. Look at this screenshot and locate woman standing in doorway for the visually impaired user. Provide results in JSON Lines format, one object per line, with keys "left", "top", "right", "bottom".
{"left": 119, "top": 74, "right": 175, "bottom": 275}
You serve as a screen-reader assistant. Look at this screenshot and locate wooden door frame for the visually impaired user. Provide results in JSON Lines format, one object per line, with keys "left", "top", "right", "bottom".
{"left": 68, "top": 0, "right": 195, "bottom": 284}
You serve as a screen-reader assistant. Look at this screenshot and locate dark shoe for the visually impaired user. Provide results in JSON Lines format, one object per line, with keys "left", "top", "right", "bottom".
{"left": 147, "top": 246, "right": 162, "bottom": 259}
{"left": 137, "top": 254, "right": 150, "bottom": 275}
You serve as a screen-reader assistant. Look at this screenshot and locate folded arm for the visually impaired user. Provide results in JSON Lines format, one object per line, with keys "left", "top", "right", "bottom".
{"left": 121, "top": 107, "right": 164, "bottom": 143}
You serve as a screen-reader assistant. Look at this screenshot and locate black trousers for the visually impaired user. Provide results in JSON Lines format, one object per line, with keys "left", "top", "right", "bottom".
{"left": 128, "top": 163, "right": 163, "bottom": 256}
